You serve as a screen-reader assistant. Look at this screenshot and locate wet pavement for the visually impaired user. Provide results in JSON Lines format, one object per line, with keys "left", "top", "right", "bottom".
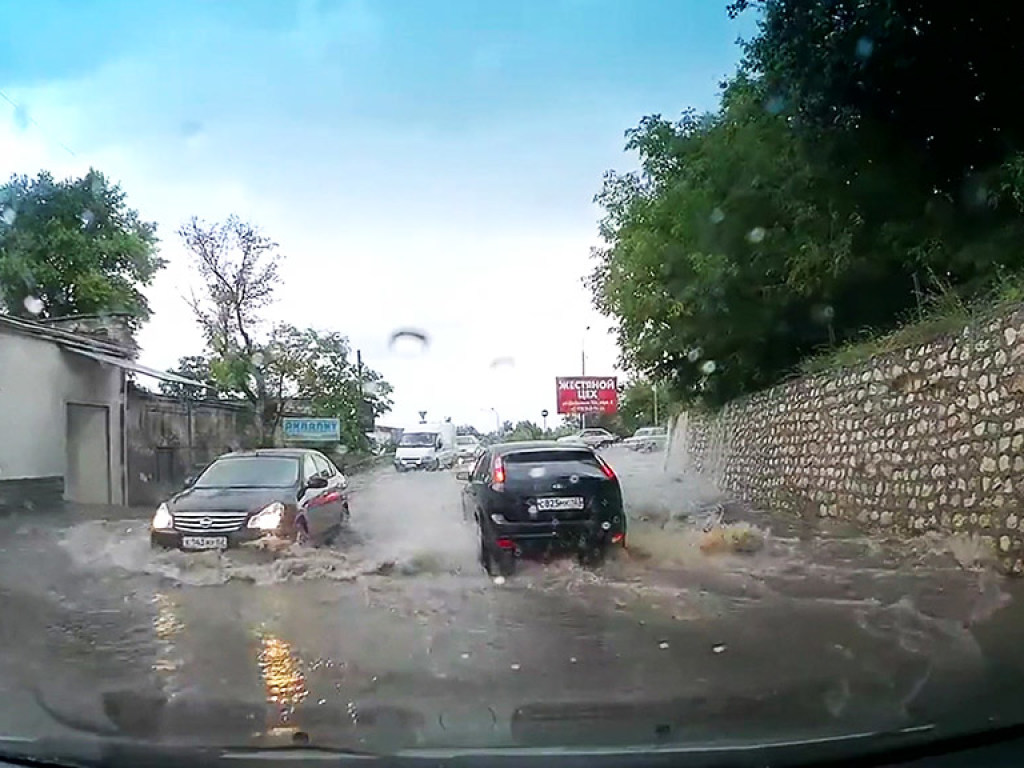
{"left": 1, "top": 447, "right": 1024, "bottom": 752}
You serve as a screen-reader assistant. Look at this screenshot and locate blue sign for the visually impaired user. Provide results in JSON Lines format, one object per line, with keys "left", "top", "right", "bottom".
{"left": 282, "top": 417, "right": 341, "bottom": 442}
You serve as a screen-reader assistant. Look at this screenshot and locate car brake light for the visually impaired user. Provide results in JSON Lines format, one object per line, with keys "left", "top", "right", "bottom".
{"left": 491, "top": 456, "right": 506, "bottom": 489}
{"left": 496, "top": 537, "right": 515, "bottom": 550}
{"left": 597, "top": 456, "right": 616, "bottom": 480}
{"left": 611, "top": 532, "right": 625, "bottom": 545}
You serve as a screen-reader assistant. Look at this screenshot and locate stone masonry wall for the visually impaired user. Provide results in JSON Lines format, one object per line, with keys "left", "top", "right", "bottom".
{"left": 667, "top": 305, "right": 1024, "bottom": 573}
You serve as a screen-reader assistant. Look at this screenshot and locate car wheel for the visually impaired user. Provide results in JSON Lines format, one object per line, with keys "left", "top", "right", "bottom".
{"left": 480, "top": 531, "right": 516, "bottom": 577}
{"left": 294, "top": 520, "right": 311, "bottom": 547}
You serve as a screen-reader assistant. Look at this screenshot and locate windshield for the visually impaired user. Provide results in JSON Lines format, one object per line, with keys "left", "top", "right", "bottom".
{"left": 194, "top": 457, "right": 298, "bottom": 488}
{"left": 398, "top": 432, "right": 437, "bottom": 447}
{"left": 3, "top": 0, "right": 1022, "bottom": 762}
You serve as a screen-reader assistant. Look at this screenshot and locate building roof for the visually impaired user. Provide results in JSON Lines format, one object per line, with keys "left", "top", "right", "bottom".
{"left": 0, "top": 313, "right": 208, "bottom": 388}
{"left": 0, "top": 312, "right": 131, "bottom": 357}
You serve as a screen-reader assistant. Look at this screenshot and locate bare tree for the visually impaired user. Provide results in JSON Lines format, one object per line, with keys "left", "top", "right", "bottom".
{"left": 180, "top": 216, "right": 282, "bottom": 444}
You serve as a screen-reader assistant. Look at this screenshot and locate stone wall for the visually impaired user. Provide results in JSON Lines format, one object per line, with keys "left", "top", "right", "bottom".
{"left": 126, "top": 389, "right": 259, "bottom": 506}
{"left": 667, "top": 305, "right": 1024, "bottom": 573}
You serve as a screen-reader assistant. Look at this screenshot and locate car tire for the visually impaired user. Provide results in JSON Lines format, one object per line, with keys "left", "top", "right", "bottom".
{"left": 294, "top": 520, "right": 311, "bottom": 547}
{"left": 480, "top": 531, "right": 516, "bottom": 577}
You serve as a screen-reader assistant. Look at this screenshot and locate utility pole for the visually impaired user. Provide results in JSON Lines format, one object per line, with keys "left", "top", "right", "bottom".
{"left": 653, "top": 382, "right": 659, "bottom": 425}
{"left": 580, "top": 326, "right": 589, "bottom": 430}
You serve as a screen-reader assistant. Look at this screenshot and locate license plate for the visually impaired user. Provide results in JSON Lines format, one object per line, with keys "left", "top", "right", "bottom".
{"left": 536, "top": 496, "right": 584, "bottom": 511}
{"left": 181, "top": 536, "right": 228, "bottom": 551}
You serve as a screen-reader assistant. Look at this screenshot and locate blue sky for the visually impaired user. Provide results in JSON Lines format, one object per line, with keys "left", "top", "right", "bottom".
{"left": 1, "top": 0, "right": 754, "bottom": 430}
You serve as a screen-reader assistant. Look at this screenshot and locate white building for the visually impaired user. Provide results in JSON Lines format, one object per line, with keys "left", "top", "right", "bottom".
{"left": 0, "top": 314, "right": 199, "bottom": 511}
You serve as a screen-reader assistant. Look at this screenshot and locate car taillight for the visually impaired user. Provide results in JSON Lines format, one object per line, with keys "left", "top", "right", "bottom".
{"left": 597, "top": 455, "right": 616, "bottom": 480}
{"left": 491, "top": 456, "right": 506, "bottom": 490}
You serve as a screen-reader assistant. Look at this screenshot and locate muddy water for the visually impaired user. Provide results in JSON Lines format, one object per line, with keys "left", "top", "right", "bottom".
{"left": 0, "top": 449, "right": 1022, "bottom": 750}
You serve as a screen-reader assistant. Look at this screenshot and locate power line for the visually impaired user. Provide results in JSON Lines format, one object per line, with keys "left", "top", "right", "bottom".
{"left": 0, "top": 88, "right": 78, "bottom": 158}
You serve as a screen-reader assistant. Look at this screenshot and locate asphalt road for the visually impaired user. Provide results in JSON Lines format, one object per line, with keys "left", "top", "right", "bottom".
{"left": 1, "top": 447, "right": 1024, "bottom": 753}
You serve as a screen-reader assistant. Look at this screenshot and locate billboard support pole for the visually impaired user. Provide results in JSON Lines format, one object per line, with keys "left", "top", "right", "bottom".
{"left": 580, "top": 347, "right": 586, "bottom": 429}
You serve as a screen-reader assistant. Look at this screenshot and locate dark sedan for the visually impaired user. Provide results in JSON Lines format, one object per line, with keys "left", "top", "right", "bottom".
{"left": 457, "top": 441, "right": 626, "bottom": 577}
{"left": 150, "top": 448, "right": 350, "bottom": 551}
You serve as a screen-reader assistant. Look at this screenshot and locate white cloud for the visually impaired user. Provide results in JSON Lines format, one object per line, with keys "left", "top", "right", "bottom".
{"left": 0, "top": 10, "right": 624, "bottom": 434}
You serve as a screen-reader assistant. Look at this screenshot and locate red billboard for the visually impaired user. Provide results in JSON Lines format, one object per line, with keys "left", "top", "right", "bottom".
{"left": 556, "top": 376, "right": 618, "bottom": 415}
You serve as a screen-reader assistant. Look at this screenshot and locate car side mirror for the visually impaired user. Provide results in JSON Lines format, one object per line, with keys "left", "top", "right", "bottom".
{"left": 455, "top": 471, "right": 471, "bottom": 482}
{"left": 183, "top": 475, "right": 196, "bottom": 488}
{"left": 306, "top": 475, "right": 328, "bottom": 490}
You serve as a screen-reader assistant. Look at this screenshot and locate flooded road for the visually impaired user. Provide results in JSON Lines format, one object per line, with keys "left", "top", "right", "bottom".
{"left": 1, "top": 448, "right": 1023, "bottom": 751}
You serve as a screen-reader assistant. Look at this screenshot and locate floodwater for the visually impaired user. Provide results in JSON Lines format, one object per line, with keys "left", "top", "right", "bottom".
{"left": 0, "top": 448, "right": 1022, "bottom": 753}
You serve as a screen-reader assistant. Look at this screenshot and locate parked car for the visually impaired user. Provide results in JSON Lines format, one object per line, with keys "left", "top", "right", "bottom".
{"left": 454, "top": 434, "right": 483, "bottom": 461}
{"left": 150, "top": 448, "right": 349, "bottom": 550}
{"left": 457, "top": 441, "right": 626, "bottom": 577}
{"left": 623, "top": 426, "right": 668, "bottom": 452}
{"left": 556, "top": 427, "right": 618, "bottom": 449}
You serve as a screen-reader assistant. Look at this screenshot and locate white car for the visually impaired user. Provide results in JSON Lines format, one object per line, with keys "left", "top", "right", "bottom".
{"left": 556, "top": 428, "right": 617, "bottom": 449}
{"left": 454, "top": 434, "right": 483, "bottom": 460}
{"left": 623, "top": 426, "right": 667, "bottom": 452}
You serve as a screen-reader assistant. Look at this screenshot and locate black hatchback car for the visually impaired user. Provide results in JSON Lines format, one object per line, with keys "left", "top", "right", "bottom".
{"left": 457, "top": 441, "right": 626, "bottom": 576}
{"left": 150, "top": 448, "right": 350, "bottom": 551}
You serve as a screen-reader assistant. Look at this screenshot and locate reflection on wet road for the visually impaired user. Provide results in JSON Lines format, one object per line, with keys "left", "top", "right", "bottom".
{"left": 1, "top": 448, "right": 1023, "bottom": 750}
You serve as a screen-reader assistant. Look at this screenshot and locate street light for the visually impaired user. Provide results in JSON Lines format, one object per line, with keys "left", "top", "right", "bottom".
{"left": 488, "top": 407, "right": 500, "bottom": 435}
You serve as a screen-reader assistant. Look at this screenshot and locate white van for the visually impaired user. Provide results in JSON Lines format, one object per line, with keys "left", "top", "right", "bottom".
{"left": 394, "top": 421, "right": 457, "bottom": 471}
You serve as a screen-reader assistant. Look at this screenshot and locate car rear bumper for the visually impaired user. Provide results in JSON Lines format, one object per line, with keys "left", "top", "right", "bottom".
{"left": 394, "top": 457, "right": 436, "bottom": 470}
{"left": 150, "top": 528, "right": 267, "bottom": 550}
{"left": 485, "top": 518, "right": 625, "bottom": 551}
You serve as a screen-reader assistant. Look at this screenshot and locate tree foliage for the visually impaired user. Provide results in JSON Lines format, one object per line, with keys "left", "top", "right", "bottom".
{"left": 0, "top": 169, "right": 162, "bottom": 323}
{"left": 181, "top": 216, "right": 392, "bottom": 446}
{"left": 590, "top": 3, "right": 1024, "bottom": 407}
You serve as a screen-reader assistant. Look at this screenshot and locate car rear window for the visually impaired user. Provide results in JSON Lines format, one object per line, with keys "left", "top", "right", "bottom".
{"left": 502, "top": 450, "right": 604, "bottom": 480}
{"left": 195, "top": 456, "right": 299, "bottom": 488}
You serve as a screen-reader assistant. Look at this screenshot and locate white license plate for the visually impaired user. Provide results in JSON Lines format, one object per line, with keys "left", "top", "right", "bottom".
{"left": 181, "top": 536, "right": 228, "bottom": 551}
{"left": 536, "top": 496, "right": 584, "bottom": 511}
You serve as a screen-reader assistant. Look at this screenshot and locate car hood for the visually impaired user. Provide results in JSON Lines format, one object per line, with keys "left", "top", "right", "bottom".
{"left": 168, "top": 486, "right": 294, "bottom": 514}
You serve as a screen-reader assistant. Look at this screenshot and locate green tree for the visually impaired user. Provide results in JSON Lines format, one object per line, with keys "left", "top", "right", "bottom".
{"left": 180, "top": 216, "right": 393, "bottom": 447}
{"left": 266, "top": 324, "right": 393, "bottom": 449}
{"left": 503, "top": 420, "right": 543, "bottom": 442}
{"left": 0, "top": 169, "right": 162, "bottom": 323}
{"left": 159, "top": 355, "right": 218, "bottom": 400}
{"left": 180, "top": 215, "right": 282, "bottom": 444}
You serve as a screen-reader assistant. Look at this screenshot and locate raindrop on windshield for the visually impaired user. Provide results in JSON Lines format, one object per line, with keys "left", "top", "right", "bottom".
{"left": 855, "top": 37, "right": 874, "bottom": 59}
{"left": 362, "top": 380, "right": 380, "bottom": 396}
{"left": 388, "top": 328, "right": 430, "bottom": 357}
{"left": 686, "top": 347, "right": 703, "bottom": 363}
{"left": 764, "top": 95, "right": 786, "bottom": 115}
{"left": 12, "top": 104, "right": 29, "bottom": 132}
{"left": 489, "top": 356, "right": 515, "bottom": 370}
{"left": 250, "top": 351, "right": 266, "bottom": 368}
{"left": 746, "top": 227, "right": 767, "bottom": 244}
{"left": 812, "top": 304, "right": 836, "bottom": 324}
{"left": 80, "top": 209, "right": 95, "bottom": 228}
{"left": 1, "top": 207, "right": 15, "bottom": 226}
{"left": 700, "top": 360, "right": 717, "bottom": 375}
{"left": 22, "top": 296, "right": 44, "bottom": 315}
{"left": 709, "top": 207, "right": 725, "bottom": 224}
{"left": 712, "top": 643, "right": 727, "bottom": 654}
{"left": 658, "top": 641, "right": 670, "bottom": 650}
